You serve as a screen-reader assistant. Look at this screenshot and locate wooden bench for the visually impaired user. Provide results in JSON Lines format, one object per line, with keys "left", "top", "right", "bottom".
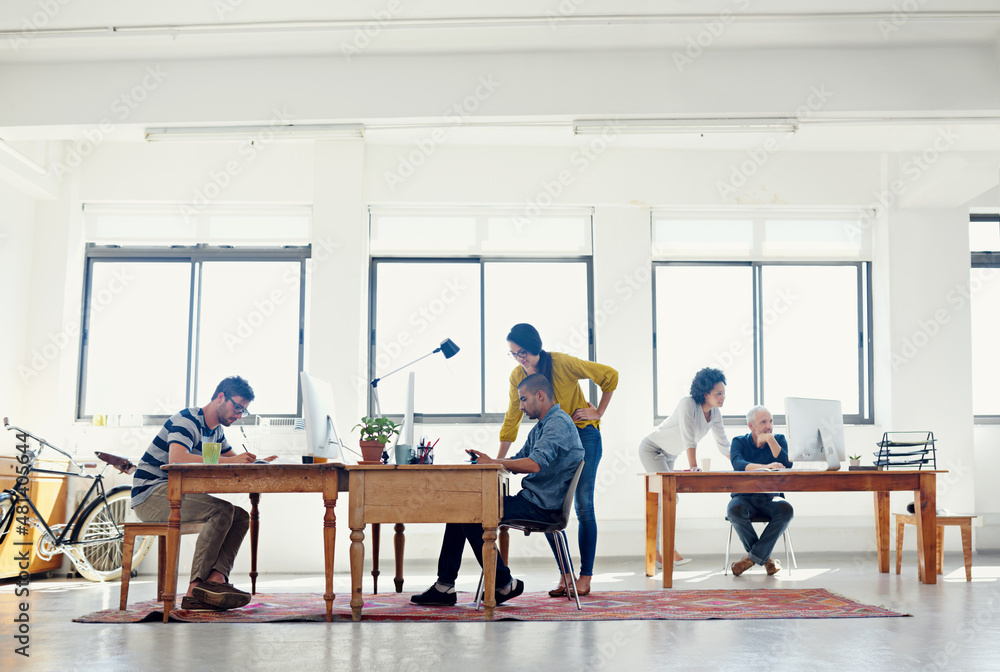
{"left": 894, "top": 513, "right": 974, "bottom": 582}
{"left": 120, "top": 522, "right": 205, "bottom": 610}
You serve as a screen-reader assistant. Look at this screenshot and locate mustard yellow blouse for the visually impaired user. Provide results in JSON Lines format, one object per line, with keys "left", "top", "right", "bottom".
{"left": 500, "top": 351, "right": 619, "bottom": 443}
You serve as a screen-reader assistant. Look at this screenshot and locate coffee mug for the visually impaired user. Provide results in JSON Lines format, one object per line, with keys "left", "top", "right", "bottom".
{"left": 700, "top": 458, "right": 711, "bottom": 472}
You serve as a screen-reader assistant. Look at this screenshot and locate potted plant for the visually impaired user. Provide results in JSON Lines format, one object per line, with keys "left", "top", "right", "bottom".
{"left": 353, "top": 416, "right": 400, "bottom": 463}
{"left": 849, "top": 453, "right": 861, "bottom": 467}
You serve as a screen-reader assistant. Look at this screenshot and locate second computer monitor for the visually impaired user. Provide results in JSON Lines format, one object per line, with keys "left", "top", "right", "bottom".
{"left": 784, "top": 397, "right": 847, "bottom": 470}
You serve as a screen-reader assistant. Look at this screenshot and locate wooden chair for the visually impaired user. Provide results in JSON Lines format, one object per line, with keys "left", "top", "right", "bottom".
{"left": 894, "top": 513, "right": 974, "bottom": 582}
{"left": 119, "top": 521, "right": 205, "bottom": 610}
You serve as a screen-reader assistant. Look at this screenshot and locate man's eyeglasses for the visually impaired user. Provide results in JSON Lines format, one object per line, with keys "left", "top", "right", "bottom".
{"left": 508, "top": 349, "right": 529, "bottom": 361}
{"left": 226, "top": 395, "right": 249, "bottom": 416}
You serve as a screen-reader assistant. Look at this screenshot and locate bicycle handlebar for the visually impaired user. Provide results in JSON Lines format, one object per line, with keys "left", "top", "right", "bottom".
{"left": 4, "top": 416, "right": 87, "bottom": 472}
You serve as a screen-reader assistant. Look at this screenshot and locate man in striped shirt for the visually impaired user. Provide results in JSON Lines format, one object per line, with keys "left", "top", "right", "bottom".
{"left": 131, "top": 376, "right": 270, "bottom": 610}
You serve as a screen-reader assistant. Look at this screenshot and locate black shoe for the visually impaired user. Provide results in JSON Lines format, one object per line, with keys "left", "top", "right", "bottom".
{"left": 192, "top": 581, "right": 252, "bottom": 610}
{"left": 179, "top": 596, "right": 224, "bottom": 611}
{"left": 410, "top": 585, "right": 457, "bottom": 606}
{"left": 495, "top": 578, "right": 524, "bottom": 605}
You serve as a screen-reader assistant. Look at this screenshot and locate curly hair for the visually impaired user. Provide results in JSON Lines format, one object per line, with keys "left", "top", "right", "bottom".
{"left": 688, "top": 367, "right": 726, "bottom": 405}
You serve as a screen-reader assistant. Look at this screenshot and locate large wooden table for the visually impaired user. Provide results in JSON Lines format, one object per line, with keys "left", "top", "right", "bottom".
{"left": 645, "top": 469, "right": 940, "bottom": 588}
{"left": 347, "top": 463, "right": 506, "bottom": 621}
{"left": 162, "top": 463, "right": 347, "bottom": 623}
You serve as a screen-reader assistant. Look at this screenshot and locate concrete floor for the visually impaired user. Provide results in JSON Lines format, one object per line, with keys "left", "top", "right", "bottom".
{"left": 3, "top": 551, "right": 1000, "bottom": 672}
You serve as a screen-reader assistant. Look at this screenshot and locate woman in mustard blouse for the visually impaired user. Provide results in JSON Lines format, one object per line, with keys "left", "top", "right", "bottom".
{"left": 499, "top": 323, "right": 618, "bottom": 597}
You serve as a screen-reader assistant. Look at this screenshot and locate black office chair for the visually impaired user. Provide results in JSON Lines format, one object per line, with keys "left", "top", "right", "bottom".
{"left": 476, "top": 460, "right": 586, "bottom": 610}
{"left": 723, "top": 514, "right": 797, "bottom": 575}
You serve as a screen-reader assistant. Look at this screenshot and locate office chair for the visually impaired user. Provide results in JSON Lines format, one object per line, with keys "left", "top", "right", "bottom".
{"left": 476, "top": 460, "right": 586, "bottom": 610}
{"left": 723, "top": 514, "right": 797, "bottom": 575}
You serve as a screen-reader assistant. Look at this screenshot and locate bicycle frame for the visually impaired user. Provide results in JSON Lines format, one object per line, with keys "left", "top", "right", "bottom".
{"left": 2, "top": 418, "right": 124, "bottom": 549}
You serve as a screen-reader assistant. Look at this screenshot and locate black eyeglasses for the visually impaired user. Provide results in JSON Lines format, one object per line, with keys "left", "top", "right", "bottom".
{"left": 226, "top": 395, "right": 249, "bottom": 416}
{"left": 508, "top": 349, "right": 528, "bottom": 361}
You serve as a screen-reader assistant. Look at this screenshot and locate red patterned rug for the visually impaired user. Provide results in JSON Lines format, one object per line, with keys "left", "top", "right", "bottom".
{"left": 75, "top": 589, "right": 908, "bottom": 623}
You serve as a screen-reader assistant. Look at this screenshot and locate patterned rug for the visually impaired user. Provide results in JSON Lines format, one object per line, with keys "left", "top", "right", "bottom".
{"left": 75, "top": 589, "right": 908, "bottom": 623}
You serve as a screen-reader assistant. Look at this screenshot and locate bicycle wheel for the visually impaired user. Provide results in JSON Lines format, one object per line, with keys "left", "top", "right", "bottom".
{"left": 0, "top": 493, "right": 13, "bottom": 547}
{"left": 69, "top": 485, "right": 154, "bottom": 581}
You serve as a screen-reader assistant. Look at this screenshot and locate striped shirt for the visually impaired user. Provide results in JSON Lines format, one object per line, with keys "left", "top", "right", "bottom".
{"left": 130, "top": 407, "right": 233, "bottom": 507}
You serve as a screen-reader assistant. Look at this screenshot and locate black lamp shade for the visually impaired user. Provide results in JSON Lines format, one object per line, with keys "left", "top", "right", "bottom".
{"left": 439, "top": 338, "right": 460, "bottom": 359}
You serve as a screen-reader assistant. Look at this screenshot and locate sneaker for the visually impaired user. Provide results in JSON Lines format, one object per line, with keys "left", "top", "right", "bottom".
{"left": 495, "top": 578, "right": 524, "bottom": 606}
{"left": 731, "top": 556, "right": 754, "bottom": 577}
{"left": 180, "top": 595, "right": 224, "bottom": 611}
{"left": 765, "top": 558, "right": 782, "bottom": 575}
{"left": 410, "top": 585, "right": 457, "bottom": 607}
{"left": 192, "top": 580, "right": 252, "bottom": 610}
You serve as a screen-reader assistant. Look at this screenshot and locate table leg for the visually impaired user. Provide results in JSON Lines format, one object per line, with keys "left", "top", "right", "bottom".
{"left": 874, "top": 490, "right": 890, "bottom": 573}
{"left": 249, "top": 492, "right": 260, "bottom": 595}
{"left": 895, "top": 519, "right": 904, "bottom": 574}
{"left": 163, "top": 475, "right": 183, "bottom": 623}
{"left": 499, "top": 527, "right": 509, "bottom": 565}
{"left": 393, "top": 523, "right": 405, "bottom": 593}
{"left": 915, "top": 474, "right": 937, "bottom": 584}
{"left": 482, "top": 526, "right": 497, "bottom": 621}
{"left": 936, "top": 527, "right": 944, "bottom": 575}
{"left": 350, "top": 526, "right": 366, "bottom": 621}
{"left": 323, "top": 488, "right": 337, "bottom": 623}
{"left": 960, "top": 521, "right": 973, "bottom": 582}
{"left": 371, "top": 523, "right": 381, "bottom": 594}
{"left": 661, "top": 474, "right": 677, "bottom": 588}
{"left": 644, "top": 475, "right": 657, "bottom": 578}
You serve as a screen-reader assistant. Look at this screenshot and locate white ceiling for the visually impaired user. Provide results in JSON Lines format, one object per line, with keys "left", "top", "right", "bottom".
{"left": 2, "top": 0, "right": 1000, "bottom": 63}
{"left": 2, "top": 1, "right": 1000, "bottom": 153}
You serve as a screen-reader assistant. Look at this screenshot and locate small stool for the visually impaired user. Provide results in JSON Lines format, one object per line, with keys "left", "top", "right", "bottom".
{"left": 894, "top": 513, "right": 974, "bottom": 582}
{"left": 120, "top": 522, "right": 204, "bottom": 610}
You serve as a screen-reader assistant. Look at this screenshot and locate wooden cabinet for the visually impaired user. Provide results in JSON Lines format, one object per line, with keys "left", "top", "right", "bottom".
{"left": 0, "top": 455, "right": 69, "bottom": 578}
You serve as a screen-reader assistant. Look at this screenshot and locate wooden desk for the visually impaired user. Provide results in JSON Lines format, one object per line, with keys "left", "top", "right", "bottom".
{"left": 347, "top": 464, "right": 505, "bottom": 621}
{"left": 644, "top": 469, "right": 940, "bottom": 588}
{"left": 163, "top": 463, "right": 347, "bottom": 623}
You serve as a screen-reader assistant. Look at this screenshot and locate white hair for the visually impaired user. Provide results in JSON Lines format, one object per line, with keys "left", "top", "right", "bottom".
{"left": 746, "top": 405, "right": 769, "bottom": 424}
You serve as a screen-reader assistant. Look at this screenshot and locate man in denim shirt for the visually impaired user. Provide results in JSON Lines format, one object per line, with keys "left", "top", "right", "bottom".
{"left": 728, "top": 405, "right": 794, "bottom": 577}
{"left": 412, "top": 373, "right": 585, "bottom": 607}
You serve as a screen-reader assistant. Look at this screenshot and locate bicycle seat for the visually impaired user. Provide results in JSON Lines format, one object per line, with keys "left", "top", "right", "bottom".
{"left": 96, "top": 451, "right": 136, "bottom": 475}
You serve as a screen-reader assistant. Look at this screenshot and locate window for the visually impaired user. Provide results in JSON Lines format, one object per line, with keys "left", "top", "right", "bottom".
{"left": 78, "top": 245, "right": 309, "bottom": 420}
{"left": 970, "top": 214, "right": 1000, "bottom": 421}
{"left": 652, "top": 209, "right": 873, "bottom": 423}
{"left": 368, "top": 208, "right": 594, "bottom": 421}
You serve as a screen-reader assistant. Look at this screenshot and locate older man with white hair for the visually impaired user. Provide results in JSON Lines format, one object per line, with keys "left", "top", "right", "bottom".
{"left": 727, "top": 405, "right": 794, "bottom": 577}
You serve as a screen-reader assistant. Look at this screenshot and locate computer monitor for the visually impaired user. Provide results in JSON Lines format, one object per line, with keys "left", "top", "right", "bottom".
{"left": 300, "top": 371, "right": 348, "bottom": 463}
{"left": 784, "top": 397, "right": 847, "bottom": 471}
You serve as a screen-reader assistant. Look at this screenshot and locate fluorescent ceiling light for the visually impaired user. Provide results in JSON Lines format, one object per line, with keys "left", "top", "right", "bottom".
{"left": 144, "top": 124, "right": 364, "bottom": 142}
{"left": 573, "top": 118, "right": 799, "bottom": 135}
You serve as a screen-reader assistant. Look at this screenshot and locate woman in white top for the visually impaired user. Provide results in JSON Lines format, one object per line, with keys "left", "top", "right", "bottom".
{"left": 639, "top": 367, "right": 731, "bottom": 566}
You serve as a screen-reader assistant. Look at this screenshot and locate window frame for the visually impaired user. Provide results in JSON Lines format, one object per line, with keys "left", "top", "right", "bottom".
{"left": 651, "top": 259, "right": 873, "bottom": 425}
{"left": 77, "top": 243, "right": 310, "bottom": 423}
{"left": 367, "top": 255, "right": 596, "bottom": 423}
{"left": 971, "top": 213, "right": 1000, "bottom": 424}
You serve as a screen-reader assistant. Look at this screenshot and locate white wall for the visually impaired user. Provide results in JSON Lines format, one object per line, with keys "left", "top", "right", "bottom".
{"left": 0, "top": 181, "right": 35, "bottom": 430}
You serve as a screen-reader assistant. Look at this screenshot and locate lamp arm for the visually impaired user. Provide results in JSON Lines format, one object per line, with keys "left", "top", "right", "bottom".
{"left": 369, "top": 348, "right": 440, "bottom": 388}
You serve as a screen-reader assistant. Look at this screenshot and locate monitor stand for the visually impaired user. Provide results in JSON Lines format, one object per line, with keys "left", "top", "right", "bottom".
{"left": 819, "top": 427, "right": 841, "bottom": 471}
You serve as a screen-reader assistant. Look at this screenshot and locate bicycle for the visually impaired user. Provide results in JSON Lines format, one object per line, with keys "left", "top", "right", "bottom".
{"left": 1, "top": 417, "right": 154, "bottom": 581}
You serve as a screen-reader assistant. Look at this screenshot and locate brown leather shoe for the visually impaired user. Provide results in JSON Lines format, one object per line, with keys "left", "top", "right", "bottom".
{"left": 765, "top": 558, "right": 782, "bottom": 575}
{"left": 731, "top": 556, "right": 754, "bottom": 576}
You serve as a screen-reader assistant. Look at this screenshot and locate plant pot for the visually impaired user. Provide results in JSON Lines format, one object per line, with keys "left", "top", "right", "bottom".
{"left": 359, "top": 440, "right": 384, "bottom": 463}
{"left": 849, "top": 459, "right": 860, "bottom": 467}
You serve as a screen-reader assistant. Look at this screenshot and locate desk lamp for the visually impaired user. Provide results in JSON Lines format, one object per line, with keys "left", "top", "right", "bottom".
{"left": 369, "top": 338, "right": 460, "bottom": 417}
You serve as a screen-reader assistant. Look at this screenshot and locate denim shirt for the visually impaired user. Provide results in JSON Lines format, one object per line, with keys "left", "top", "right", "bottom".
{"left": 511, "top": 403, "right": 585, "bottom": 511}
